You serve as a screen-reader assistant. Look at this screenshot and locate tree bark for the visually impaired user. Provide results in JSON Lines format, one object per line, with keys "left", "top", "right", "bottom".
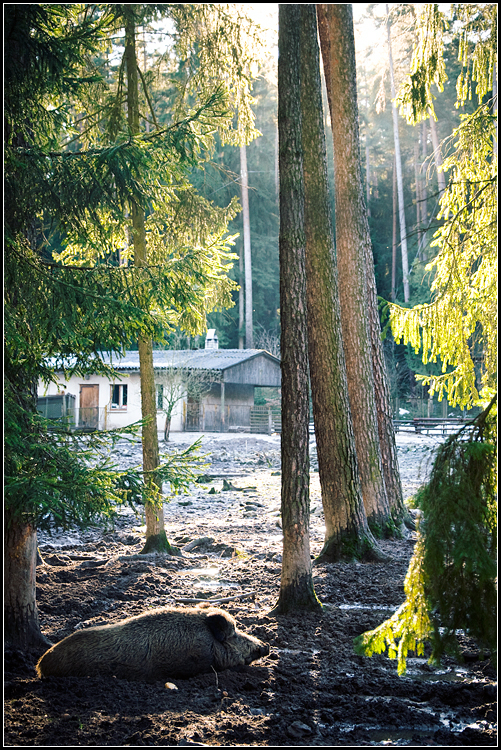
{"left": 240, "top": 144, "right": 254, "bottom": 348}
{"left": 124, "top": 5, "right": 175, "bottom": 555}
{"left": 270, "top": 4, "right": 321, "bottom": 614}
{"left": 300, "top": 4, "right": 383, "bottom": 562}
{"left": 386, "top": 4, "right": 410, "bottom": 303}
{"left": 5, "top": 510, "right": 52, "bottom": 650}
{"left": 317, "top": 4, "right": 393, "bottom": 537}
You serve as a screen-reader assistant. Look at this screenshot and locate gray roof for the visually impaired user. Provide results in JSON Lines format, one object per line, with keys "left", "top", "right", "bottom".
{"left": 101, "top": 349, "right": 280, "bottom": 372}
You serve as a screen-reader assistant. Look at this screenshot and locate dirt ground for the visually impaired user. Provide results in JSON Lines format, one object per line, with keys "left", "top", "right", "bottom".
{"left": 4, "top": 431, "right": 497, "bottom": 746}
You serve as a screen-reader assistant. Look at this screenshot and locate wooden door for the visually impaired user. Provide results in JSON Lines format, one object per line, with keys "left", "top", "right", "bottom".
{"left": 79, "top": 384, "right": 99, "bottom": 429}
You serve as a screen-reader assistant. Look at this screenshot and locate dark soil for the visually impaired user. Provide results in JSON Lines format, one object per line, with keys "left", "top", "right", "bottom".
{"left": 4, "top": 435, "right": 497, "bottom": 746}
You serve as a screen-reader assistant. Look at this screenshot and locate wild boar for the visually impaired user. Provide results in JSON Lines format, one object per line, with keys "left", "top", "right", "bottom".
{"left": 36, "top": 606, "right": 269, "bottom": 681}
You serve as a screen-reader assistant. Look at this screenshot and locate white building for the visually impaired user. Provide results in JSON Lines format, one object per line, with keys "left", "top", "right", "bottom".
{"left": 37, "top": 347, "right": 281, "bottom": 434}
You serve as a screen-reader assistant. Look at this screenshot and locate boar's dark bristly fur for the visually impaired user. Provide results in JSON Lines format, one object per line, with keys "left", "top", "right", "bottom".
{"left": 36, "top": 606, "right": 269, "bottom": 681}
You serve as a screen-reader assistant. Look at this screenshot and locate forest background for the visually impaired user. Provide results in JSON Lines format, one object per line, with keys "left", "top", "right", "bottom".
{"left": 147, "top": 2, "right": 486, "bottom": 420}
{"left": 28, "top": 2, "right": 490, "bottom": 419}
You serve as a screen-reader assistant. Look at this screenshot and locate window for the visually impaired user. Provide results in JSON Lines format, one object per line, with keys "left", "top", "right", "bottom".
{"left": 156, "top": 384, "right": 164, "bottom": 410}
{"left": 110, "top": 384, "right": 127, "bottom": 410}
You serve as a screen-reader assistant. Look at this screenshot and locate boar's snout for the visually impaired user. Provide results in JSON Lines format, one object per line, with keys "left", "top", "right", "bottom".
{"left": 208, "top": 612, "right": 270, "bottom": 671}
{"left": 244, "top": 641, "right": 270, "bottom": 665}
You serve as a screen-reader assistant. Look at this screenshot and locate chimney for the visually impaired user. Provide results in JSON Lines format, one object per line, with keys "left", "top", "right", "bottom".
{"left": 205, "top": 329, "right": 219, "bottom": 350}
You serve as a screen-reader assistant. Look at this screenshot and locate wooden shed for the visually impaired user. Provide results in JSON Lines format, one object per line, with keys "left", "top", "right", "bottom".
{"left": 38, "top": 349, "right": 282, "bottom": 433}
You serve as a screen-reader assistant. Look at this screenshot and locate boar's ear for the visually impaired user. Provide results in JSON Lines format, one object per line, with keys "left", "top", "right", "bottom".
{"left": 206, "top": 613, "right": 234, "bottom": 643}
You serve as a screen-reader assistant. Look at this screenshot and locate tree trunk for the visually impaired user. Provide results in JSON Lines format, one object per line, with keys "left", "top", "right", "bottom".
{"left": 391, "top": 154, "right": 397, "bottom": 300}
{"left": 240, "top": 144, "right": 253, "bottom": 349}
{"left": 270, "top": 4, "right": 321, "bottom": 614}
{"left": 363, "top": 235, "right": 410, "bottom": 533}
{"left": 414, "top": 140, "right": 422, "bottom": 252}
{"left": 5, "top": 510, "right": 52, "bottom": 650}
{"left": 164, "top": 414, "right": 171, "bottom": 442}
{"left": 238, "top": 240, "right": 244, "bottom": 349}
{"left": 429, "top": 113, "right": 446, "bottom": 199}
{"left": 366, "top": 139, "right": 371, "bottom": 218}
{"left": 386, "top": 4, "right": 410, "bottom": 303}
{"left": 420, "top": 121, "right": 428, "bottom": 259}
{"left": 124, "top": 6, "right": 175, "bottom": 555}
{"left": 300, "top": 4, "right": 383, "bottom": 562}
{"left": 317, "top": 4, "right": 393, "bottom": 537}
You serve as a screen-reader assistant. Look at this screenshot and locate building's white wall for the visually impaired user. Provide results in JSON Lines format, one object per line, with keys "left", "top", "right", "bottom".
{"left": 37, "top": 371, "right": 186, "bottom": 432}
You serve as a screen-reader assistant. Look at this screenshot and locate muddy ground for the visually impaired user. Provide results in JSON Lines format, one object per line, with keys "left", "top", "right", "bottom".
{"left": 4, "top": 431, "right": 497, "bottom": 746}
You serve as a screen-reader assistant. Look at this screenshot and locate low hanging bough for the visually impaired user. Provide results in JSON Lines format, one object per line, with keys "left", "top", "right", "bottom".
{"left": 354, "top": 395, "right": 497, "bottom": 675}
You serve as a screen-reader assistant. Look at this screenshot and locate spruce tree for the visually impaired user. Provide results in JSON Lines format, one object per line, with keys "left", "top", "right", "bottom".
{"left": 3, "top": 4, "right": 256, "bottom": 646}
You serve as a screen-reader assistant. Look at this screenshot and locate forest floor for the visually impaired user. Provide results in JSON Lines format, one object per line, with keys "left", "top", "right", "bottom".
{"left": 4, "top": 430, "right": 497, "bottom": 747}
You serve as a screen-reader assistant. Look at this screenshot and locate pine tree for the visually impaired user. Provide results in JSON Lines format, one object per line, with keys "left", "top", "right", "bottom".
{"left": 317, "top": 4, "right": 395, "bottom": 536}
{"left": 270, "top": 3, "right": 321, "bottom": 614}
{"left": 300, "top": 5, "right": 385, "bottom": 562}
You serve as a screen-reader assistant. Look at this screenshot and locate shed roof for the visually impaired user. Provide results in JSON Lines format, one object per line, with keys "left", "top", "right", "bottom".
{"left": 101, "top": 349, "right": 281, "bottom": 387}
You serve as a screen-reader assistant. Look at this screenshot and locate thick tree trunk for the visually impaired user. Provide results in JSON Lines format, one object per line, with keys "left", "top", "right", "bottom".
{"left": 317, "top": 4, "right": 393, "bottom": 537}
{"left": 300, "top": 4, "right": 384, "bottom": 562}
{"left": 124, "top": 6, "right": 175, "bottom": 555}
{"left": 363, "top": 235, "right": 410, "bottom": 533}
{"left": 5, "top": 510, "right": 52, "bottom": 650}
{"left": 270, "top": 4, "right": 321, "bottom": 614}
{"left": 240, "top": 144, "right": 253, "bottom": 348}
{"left": 386, "top": 4, "right": 410, "bottom": 303}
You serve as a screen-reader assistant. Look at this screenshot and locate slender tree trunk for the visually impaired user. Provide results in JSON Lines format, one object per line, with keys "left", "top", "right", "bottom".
{"left": 238, "top": 241, "right": 244, "bottom": 348}
{"left": 420, "top": 121, "right": 428, "bottom": 259}
{"left": 317, "top": 3, "right": 393, "bottom": 536}
{"left": 270, "top": 4, "right": 321, "bottom": 614}
{"left": 364, "top": 77, "right": 371, "bottom": 218}
{"left": 391, "top": 154, "right": 397, "bottom": 301}
{"left": 414, "top": 140, "right": 422, "bottom": 253}
{"left": 300, "top": 4, "right": 384, "bottom": 562}
{"left": 240, "top": 144, "right": 253, "bottom": 349}
{"left": 5, "top": 509, "right": 52, "bottom": 650}
{"left": 386, "top": 4, "right": 410, "bottom": 303}
{"left": 124, "top": 6, "right": 175, "bottom": 555}
{"left": 429, "top": 113, "right": 446, "bottom": 199}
